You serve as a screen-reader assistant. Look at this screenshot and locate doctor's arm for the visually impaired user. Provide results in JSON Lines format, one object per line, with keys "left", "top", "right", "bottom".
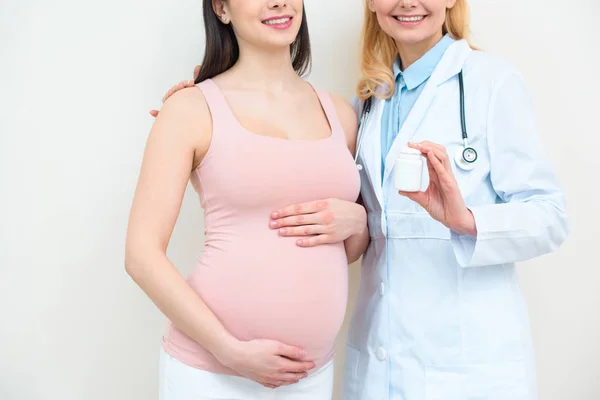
{"left": 451, "top": 71, "right": 569, "bottom": 267}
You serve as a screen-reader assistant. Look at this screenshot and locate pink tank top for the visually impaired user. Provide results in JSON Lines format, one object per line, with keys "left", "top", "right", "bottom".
{"left": 162, "top": 79, "right": 361, "bottom": 375}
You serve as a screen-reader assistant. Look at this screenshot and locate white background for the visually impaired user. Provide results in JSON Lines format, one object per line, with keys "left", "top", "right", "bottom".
{"left": 1, "top": 0, "right": 599, "bottom": 399}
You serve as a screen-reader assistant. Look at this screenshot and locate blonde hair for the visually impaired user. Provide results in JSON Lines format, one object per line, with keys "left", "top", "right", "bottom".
{"left": 356, "top": 0, "right": 474, "bottom": 100}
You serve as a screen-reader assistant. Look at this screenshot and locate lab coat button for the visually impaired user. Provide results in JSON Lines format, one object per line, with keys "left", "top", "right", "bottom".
{"left": 376, "top": 347, "right": 387, "bottom": 361}
{"left": 379, "top": 282, "right": 385, "bottom": 295}
{"left": 356, "top": 164, "right": 363, "bottom": 170}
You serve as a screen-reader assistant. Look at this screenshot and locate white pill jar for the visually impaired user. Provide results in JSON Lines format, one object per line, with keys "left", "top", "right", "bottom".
{"left": 394, "top": 147, "right": 424, "bottom": 192}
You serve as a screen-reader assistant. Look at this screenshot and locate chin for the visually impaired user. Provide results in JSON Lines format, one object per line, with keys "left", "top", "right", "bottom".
{"left": 260, "top": 33, "right": 298, "bottom": 49}
{"left": 394, "top": 29, "right": 438, "bottom": 46}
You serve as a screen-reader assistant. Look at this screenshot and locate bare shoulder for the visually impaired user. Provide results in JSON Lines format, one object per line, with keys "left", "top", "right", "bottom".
{"left": 329, "top": 92, "right": 359, "bottom": 155}
{"left": 155, "top": 86, "right": 212, "bottom": 165}
{"left": 159, "top": 86, "right": 210, "bottom": 123}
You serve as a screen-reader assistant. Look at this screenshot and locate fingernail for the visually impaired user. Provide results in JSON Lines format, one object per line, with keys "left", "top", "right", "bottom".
{"left": 280, "top": 228, "right": 287, "bottom": 234}
{"left": 272, "top": 212, "right": 279, "bottom": 218}
{"left": 300, "top": 349, "right": 306, "bottom": 357}
{"left": 297, "top": 239, "right": 303, "bottom": 246}
{"left": 269, "top": 221, "right": 278, "bottom": 228}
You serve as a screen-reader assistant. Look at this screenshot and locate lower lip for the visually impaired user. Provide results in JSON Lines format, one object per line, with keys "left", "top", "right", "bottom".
{"left": 394, "top": 16, "right": 426, "bottom": 27}
{"left": 263, "top": 18, "right": 293, "bottom": 30}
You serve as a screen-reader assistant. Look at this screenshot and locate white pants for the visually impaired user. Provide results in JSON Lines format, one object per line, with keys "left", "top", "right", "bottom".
{"left": 159, "top": 348, "right": 334, "bottom": 400}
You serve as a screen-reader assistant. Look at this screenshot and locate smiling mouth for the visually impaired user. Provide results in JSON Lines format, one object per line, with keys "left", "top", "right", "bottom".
{"left": 262, "top": 17, "right": 292, "bottom": 25}
{"left": 393, "top": 15, "right": 426, "bottom": 22}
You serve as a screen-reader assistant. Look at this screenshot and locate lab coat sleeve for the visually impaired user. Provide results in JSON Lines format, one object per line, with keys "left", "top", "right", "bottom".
{"left": 451, "top": 71, "right": 569, "bottom": 268}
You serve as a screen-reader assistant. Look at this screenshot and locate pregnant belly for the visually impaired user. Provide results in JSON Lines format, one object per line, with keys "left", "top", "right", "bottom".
{"left": 189, "top": 240, "right": 349, "bottom": 361}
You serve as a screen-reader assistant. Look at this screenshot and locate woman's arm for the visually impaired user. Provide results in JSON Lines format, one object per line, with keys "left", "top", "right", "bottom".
{"left": 343, "top": 195, "right": 371, "bottom": 264}
{"left": 127, "top": 87, "right": 227, "bottom": 358}
{"left": 126, "top": 88, "right": 313, "bottom": 388}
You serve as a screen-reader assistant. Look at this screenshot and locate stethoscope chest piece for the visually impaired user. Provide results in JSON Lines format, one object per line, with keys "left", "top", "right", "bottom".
{"left": 454, "top": 145, "right": 478, "bottom": 171}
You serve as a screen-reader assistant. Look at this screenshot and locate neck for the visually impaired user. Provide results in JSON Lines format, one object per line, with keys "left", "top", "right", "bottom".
{"left": 395, "top": 31, "right": 444, "bottom": 70}
{"left": 228, "top": 41, "right": 299, "bottom": 91}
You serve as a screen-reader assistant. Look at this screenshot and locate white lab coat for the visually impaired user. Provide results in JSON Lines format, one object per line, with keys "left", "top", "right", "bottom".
{"left": 342, "top": 40, "right": 569, "bottom": 400}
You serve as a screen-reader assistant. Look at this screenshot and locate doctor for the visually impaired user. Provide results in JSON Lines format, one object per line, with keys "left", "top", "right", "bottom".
{"left": 337, "top": 0, "right": 569, "bottom": 399}
{"left": 152, "top": 0, "right": 568, "bottom": 398}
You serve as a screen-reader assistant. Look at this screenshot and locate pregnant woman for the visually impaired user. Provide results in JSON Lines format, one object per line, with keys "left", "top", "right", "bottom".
{"left": 124, "top": 0, "right": 368, "bottom": 399}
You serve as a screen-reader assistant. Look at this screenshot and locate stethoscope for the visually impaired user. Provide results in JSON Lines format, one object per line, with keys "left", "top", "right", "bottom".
{"left": 355, "top": 69, "right": 478, "bottom": 171}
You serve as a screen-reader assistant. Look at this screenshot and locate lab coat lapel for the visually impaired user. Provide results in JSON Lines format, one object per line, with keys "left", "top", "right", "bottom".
{"left": 382, "top": 40, "right": 473, "bottom": 185}
{"left": 382, "top": 81, "right": 440, "bottom": 185}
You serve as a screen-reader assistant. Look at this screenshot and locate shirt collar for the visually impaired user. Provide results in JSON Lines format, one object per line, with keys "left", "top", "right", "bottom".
{"left": 393, "top": 34, "right": 455, "bottom": 90}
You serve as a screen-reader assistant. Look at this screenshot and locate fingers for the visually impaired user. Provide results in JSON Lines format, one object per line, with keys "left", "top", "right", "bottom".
{"left": 264, "top": 379, "right": 297, "bottom": 388}
{"left": 261, "top": 361, "right": 312, "bottom": 389}
{"left": 276, "top": 344, "right": 309, "bottom": 362}
{"left": 149, "top": 110, "right": 159, "bottom": 118}
{"left": 193, "top": 65, "right": 201, "bottom": 80}
{"left": 277, "top": 224, "right": 327, "bottom": 237}
{"left": 277, "top": 372, "right": 307, "bottom": 382}
{"left": 162, "top": 85, "right": 176, "bottom": 103}
{"left": 161, "top": 80, "right": 196, "bottom": 103}
{"left": 409, "top": 141, "right": 452, "bottom": 170}
{"left": 398, "top": 189, "right": 426, "bottom": 202}
{"left": 279, "top": 359, "right": 315, "bottom": 373}
{"left": 295, "top": 235, "right": 333, "bottom": 247}
{"left": 270, "top": 213, "right": 321, "bottom": 229}
{"left": 409, "top": 140, "right": 447, "bottom": 154}
{"left": 178, "top": 80, "right": 195, "bottom": 90}
{"left": 263, "top": 371, "right": 306, "bottom": 389}
{"left": 425, "top": 150, "right": 455, "bottom": 186}
{"left": 263, "top": 383, "right": 278, "bottom": 389}
{"left": 408, "top": 141, "right": 457, "bottom": 188}
{"left": 272, "top": 200, "right": 329, "bottom": 220}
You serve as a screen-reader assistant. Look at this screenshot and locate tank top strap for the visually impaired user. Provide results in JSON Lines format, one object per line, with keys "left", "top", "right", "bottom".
{"left": 195, "top": 79, "right": 234, "bottom": 125}
{"left": 311, "top": 86, "right": 345, "bottom": 142}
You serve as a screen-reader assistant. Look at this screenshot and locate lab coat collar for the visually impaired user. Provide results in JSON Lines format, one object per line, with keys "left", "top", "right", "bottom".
{"left": 381, "top": 40, "right": 473, "bottom": 185}
{"left": 394, "top": 34, "right": 455, "bottom": 91}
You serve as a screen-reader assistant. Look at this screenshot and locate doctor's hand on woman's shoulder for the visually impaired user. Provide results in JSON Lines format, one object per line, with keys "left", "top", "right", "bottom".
{"left": 149, "top": 65, "right": 201, "bottom": 117}
{"left": 400, "top": 141, "right": 477, "bottom": 237}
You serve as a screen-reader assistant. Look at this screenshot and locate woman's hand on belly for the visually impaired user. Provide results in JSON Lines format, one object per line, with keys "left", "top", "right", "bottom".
{"left": 269, "top": 198, "right": 367, "bottom": 247}
{"left": 215, "top": 338, "right": 316, "bottom": 389}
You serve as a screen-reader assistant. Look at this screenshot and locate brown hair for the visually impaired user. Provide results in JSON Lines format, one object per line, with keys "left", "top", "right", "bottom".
{"left": 356, "top": 0, "right": 474, "bottom": 100}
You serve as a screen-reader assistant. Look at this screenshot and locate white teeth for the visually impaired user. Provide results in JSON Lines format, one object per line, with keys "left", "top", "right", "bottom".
{"left": 264, "top": 18, "right": 290, "bottom": 25}
{"left": 395, "top": 16, "right": 424, "bottom": 22}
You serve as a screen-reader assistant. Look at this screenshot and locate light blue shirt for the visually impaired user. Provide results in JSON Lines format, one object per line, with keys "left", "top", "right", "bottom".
{"left": 380, "top": 34, "right": 454, "bottom": 179}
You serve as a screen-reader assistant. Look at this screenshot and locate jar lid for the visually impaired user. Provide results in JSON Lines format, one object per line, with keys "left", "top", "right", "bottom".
{"left": 400, "top": 146, "right": 422, "bottom": 155}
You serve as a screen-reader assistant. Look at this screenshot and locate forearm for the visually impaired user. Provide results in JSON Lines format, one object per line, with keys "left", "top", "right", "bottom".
{"left": 345, "top": 224, "right": 370, "bottom": 264}
{"left": 125, "top": 250, "right": 237, "bottom": 360}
